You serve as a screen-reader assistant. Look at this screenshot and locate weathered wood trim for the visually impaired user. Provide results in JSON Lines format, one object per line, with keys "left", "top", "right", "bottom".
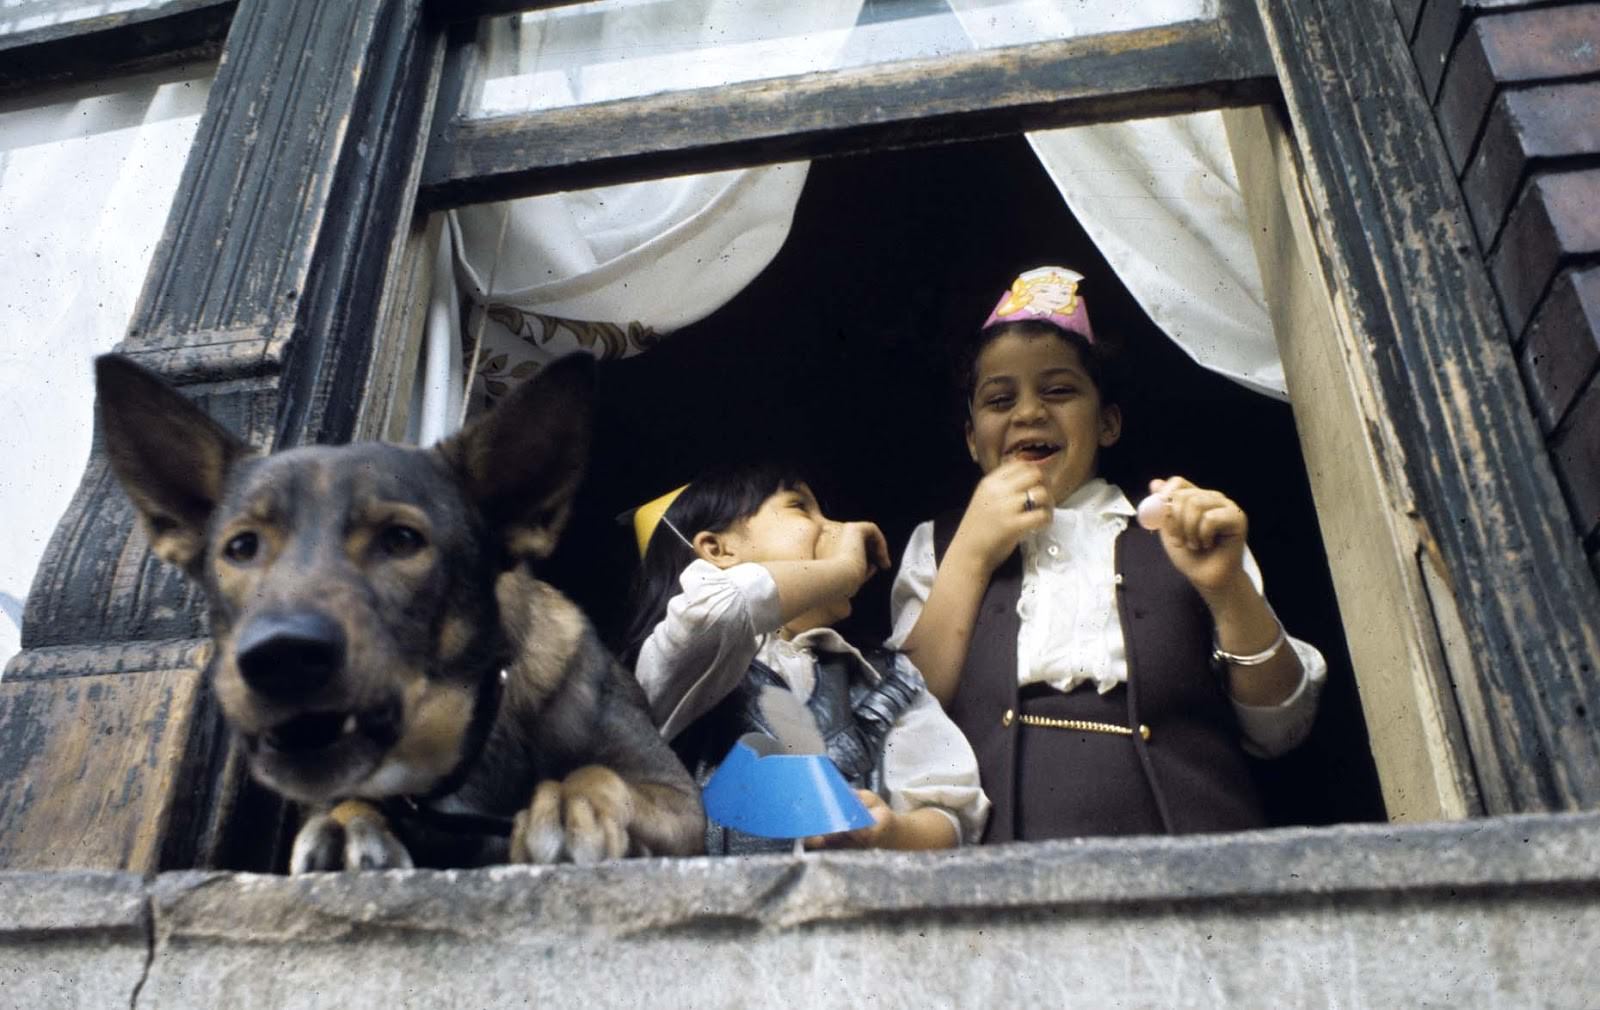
{"left": 1, "top": 0, "right": 444, "bottom": 872}
{"left": 0, "top": 671, "right": 213, "bottom": 871}
{"left": 2, "top": 638, "right": 210, "bottom": 683}
{"left": 419, "top": 18, "right": 1278, "bottom": 209}
{"left": 1257, "top": 0, "right": 1600, "bottom": 813}
{"left": 273, "top": 7, "right": 447, "bottom": 448}
{"left": 1224, "top": 105, "right": 1479, "bottom": 821}
{"left": 109, "top": 327, "right": 289, "bottom": 386}
{"left": 357, "top": 214, "right": 444, "bottom": 444}
{"left": 0, "top": 0, "right": 234, "bottom": 94}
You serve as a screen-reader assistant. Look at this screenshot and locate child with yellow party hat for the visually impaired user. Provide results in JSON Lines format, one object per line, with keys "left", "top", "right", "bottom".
{"left": 621, "top": 462, "right": 988, "bottom": 854}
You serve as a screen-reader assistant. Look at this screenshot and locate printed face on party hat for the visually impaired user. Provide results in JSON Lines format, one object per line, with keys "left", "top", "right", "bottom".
{"left": 983, "top": 266, "right": 1094, "bottom": 343}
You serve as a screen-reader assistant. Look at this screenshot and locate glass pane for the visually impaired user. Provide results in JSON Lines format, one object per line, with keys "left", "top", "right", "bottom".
{"left": 469, "top": 0, "right": 1215, "bottom": 118}
{"left": 0, "top": 62, "right": 213, "bottom": 670}
{"left": 0, "top": 0, "right": 165, "bottom": 35}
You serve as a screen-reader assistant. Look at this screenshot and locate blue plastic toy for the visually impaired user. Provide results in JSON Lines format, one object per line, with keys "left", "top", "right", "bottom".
{"left": 701, "top": 733, "right": 875, "bottom": 839}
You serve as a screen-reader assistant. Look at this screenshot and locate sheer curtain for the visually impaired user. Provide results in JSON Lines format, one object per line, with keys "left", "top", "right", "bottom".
{"left": 0, "top": 65, "right": 213, "bottom": 669}
{"left": 413, "top": 1, "right": 867, "bottom": 438}
{"left": 422, "top": 0, "right": 1283, "bottom": 443}
{"left": 949, "top": 0, "right": 1283, "bottom": 398}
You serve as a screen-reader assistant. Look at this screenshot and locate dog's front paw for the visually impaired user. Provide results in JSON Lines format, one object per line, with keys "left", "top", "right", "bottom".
{"left": 510, "top": 765, "right": 635, "bottom": 865}
{"left": 289, "top": 800, "right": 415, "bottom": 873}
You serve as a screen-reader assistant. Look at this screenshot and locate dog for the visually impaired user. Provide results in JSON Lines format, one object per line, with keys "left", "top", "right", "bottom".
{"left": 95, "top": 352, "right": 704, "bottom": 870}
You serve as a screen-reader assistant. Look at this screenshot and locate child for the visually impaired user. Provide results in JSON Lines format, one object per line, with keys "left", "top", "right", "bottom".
{"left": 889, "top": 266, "right": 1326, "bottom": 843}
{"left": 622, "top": 462, "right": 989, "bottom": 854}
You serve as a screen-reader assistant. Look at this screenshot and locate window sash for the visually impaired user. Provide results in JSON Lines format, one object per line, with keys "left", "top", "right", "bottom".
{"left": 421, "top": 13, "right": 1273, "bottom": 209}
{"left": 415, "top": 0, "right": 1600, "bottom": 817}
{"left": 0, "top": 0, "right": 233, "bottom": 93}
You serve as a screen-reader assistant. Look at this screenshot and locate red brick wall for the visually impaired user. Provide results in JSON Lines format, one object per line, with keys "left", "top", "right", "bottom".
{"left": 1396, "top": 0, "right": 1600, "bottom": 583}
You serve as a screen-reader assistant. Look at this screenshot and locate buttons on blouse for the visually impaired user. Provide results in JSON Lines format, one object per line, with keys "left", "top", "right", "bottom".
{"left": 1045, "top": 543, "right": 1061, "bottom": 558}
{"left": 1002, "top": 708, "right": 1015, "bottom": 728}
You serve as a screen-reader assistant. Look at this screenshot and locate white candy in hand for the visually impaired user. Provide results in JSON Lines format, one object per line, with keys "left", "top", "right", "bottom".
{"left": 1136, "top": 490, "right": 1169, "bottom": 531}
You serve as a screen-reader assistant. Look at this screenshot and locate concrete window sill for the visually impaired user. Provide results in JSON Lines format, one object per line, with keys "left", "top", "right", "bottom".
{"left": 3, "top": 812, "right": 1599, "bottom": 1007}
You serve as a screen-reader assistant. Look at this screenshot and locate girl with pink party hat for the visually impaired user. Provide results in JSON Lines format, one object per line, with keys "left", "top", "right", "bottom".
{"left": 889, "top": 266, "right": 1327, "bottom": 843}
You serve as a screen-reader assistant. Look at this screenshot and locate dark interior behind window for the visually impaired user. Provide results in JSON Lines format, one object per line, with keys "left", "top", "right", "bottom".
{"left": 538, "top": 133, "right": 1385, "bottom": 830}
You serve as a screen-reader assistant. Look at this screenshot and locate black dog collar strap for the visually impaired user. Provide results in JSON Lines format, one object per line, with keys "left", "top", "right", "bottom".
{"left": 381, "top": 664, "right": 515, "bottom": 839}
{"left": 413, "top": 665, "right": 508, "bottom": 807}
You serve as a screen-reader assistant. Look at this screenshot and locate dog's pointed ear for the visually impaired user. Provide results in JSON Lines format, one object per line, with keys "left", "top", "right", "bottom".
{"left": 95, "top": 354, "right": 251, "bottom": 571}
{"left": 440, "top": 352, "right": 596, "bottom": 562}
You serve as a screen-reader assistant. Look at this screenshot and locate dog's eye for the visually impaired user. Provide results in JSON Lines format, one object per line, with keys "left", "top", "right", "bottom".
{"left": 378, "top": 524, "right": 426, "bottom": 558}
{"left": 222, "top": 532, "right": 259, "bottom": 563}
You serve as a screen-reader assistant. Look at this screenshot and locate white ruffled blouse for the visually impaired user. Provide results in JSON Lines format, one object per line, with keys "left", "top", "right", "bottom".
{"left": 889, "top": 479, "right": 1326, "bottom": 757}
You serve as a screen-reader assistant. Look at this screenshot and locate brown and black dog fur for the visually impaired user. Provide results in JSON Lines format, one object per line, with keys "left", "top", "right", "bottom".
{"left": 95, "top": 352, "right": 703, "bottom": 870}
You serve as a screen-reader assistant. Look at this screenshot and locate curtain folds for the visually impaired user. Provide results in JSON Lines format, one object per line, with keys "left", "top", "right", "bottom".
{"left": 430, "top": 0, "right": 1283, "bottom": 434}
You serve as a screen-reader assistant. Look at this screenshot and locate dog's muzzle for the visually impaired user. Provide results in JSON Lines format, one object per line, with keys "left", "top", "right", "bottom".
{"left": 235, "top": 611, "right": 346, "bottom": 701}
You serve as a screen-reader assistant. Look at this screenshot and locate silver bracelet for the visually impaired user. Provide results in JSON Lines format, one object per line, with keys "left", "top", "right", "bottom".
{"left": 1212, "top": 621, "right": 1287, "bottom": 667}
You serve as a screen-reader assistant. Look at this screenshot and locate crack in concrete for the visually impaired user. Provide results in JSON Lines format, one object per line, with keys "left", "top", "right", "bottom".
{"left": 754, "top": 859, "right": 815, "bottom": 927}
{"left": 127, "top": 892, "right": 156, "bottom": 1010}
{"left": 614, "top": 860, "right": 812, "bottom": 941}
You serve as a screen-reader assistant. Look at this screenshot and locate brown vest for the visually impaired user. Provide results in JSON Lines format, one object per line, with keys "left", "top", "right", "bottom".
{"left": 933, "top": 514, "right": 1265, "bottom": 842}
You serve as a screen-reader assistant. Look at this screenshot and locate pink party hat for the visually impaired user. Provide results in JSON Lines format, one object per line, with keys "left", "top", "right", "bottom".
{"left": 982, "top": 266, "right": 1094, "bottom": 343}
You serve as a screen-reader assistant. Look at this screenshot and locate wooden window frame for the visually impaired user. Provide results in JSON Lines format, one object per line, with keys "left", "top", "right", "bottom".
{"left": 0, "top": 0, "right": 235, "bottom": 94}
{"left": 1, "top": 0, "right": 1597, "bottom": 871}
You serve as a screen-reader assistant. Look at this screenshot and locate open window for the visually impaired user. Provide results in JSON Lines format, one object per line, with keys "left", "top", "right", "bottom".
{"left": 386, "top": 1, "right": 1466, "bottom": 831}
{"left": 2, "top": 0, "right": 1596, "bottom": 874}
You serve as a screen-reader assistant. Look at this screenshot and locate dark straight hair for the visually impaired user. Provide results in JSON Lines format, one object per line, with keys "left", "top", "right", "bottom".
{"left": 619, "top": 460, "right": 807, "bottom": 668}
{"left": 951, "top": 318, "right": 1119, "bottom": 413}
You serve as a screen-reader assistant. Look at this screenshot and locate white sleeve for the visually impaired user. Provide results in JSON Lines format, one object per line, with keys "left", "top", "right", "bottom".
{"left": 635, "top": 560, "right": 782, "bottom": 741}
{"left": 879, "top": 654, "right": 991, "bottom": 845}
{"left": 1229, "top": 548, "right": 1328, "bottom": 758}
{"left": 886, "top": 520, "right": 938, "bottom": 651}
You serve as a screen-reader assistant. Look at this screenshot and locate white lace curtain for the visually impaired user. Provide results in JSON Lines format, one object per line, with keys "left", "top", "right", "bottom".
{"left": 952, "top": 0, "right": 1282, "bottom": 398}
{"left": 420, "top": 0, "right": 1280, "bottom": 442}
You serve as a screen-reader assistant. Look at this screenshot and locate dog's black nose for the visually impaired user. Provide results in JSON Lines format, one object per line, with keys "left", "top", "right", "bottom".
{"left": 234, "top": 612, "right": 345, "bottom": 700}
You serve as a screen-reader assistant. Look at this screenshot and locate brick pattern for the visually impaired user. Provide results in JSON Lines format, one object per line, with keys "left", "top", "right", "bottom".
{"left": 1404, "top": 0, "right": 1600, "bottom": 576}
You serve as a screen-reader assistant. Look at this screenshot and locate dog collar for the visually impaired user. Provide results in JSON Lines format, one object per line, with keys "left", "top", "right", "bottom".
{"left": 385, "top": 795, "right": 514, "bottom": 839}
{"left": 412, "top": 664, "right": 509, "bottom": 810}
{"left": 382, "top": 664, "right": 515, "bottom": 839}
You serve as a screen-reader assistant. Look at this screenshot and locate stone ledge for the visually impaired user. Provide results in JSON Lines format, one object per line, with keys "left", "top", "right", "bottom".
{"left": 143, "top": 810, "right": 1600, "bottom": 940}
{"left": 3, "top": 812, "right": 1600, "bottom": 1008}
{"left": 0, "top": 870, "right": 147, "bottom": 935}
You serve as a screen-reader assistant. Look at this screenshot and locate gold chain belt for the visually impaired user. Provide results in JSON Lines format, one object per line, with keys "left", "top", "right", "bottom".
{"left": 1003, "top": 708, "right": 1151, "bottom": 741}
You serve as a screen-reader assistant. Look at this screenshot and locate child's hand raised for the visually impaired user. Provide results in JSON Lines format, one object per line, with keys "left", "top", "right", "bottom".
{"left": 815, "top": 520, "right": 892, "bottom": 592}
{"left": 950, "top": 460, "right": 1053, "bottom": 574}
{"left": 1141, "top": 476, "right": 1250, "bottom": 597}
